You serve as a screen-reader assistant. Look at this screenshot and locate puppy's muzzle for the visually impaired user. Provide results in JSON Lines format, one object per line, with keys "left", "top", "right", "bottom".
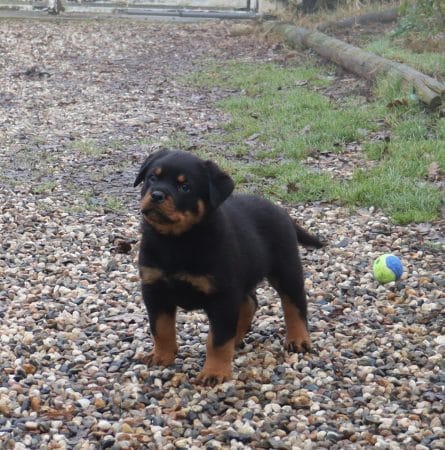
{"left": 150, "top": 190, "right": 166, "bottom": 204}
{"left": 141, "top": 190, "right": 166, "bottom": 214}
{"left": 141, "top": 190, "right": 175, "bottom": 225}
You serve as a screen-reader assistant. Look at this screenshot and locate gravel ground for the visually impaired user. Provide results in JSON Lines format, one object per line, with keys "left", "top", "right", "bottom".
{"left": 1, "top": 18, "right": 444, "bottom": 450}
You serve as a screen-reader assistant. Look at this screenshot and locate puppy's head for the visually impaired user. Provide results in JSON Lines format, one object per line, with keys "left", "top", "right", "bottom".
{"left": 134, "top": 150, "right": 234, "bottom": 235}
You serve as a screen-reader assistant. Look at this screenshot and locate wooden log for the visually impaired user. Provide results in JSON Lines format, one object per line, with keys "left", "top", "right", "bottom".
{"left": 269, "top": 23, "right": 445, "bottom": 108}
{"left": 317, "top": 8, "right": 399, "bottom": 32}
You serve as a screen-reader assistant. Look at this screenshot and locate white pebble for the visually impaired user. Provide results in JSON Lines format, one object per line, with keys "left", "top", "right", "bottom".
{"left": 77, "top": 398, "right": 91, "bottom": 409}
{"left": 97, "top": 420, "right": 111, "bottom": 431}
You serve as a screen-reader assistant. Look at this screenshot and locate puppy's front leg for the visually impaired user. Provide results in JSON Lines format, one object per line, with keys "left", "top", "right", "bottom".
{"left": 147, "top": 311, "right": 178, "bottom": 366}
{"left": 143, "top": 286, "right": 178, "bottom": 366}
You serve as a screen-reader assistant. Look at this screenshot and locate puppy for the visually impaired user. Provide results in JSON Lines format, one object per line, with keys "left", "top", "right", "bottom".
{"left": 134, "top": 149, "right": 323, "bottom": 385}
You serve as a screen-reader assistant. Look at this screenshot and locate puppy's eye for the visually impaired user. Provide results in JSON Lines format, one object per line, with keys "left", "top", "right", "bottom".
{"left": 178, "top": 182, "right": 191, "bottom": 193}
{"left": 148, "top": 174, "right": 157, "bottom": 183}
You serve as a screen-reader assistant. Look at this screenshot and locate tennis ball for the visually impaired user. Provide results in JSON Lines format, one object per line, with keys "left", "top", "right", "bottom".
{"left": 373, "top": 254, "right": 404, "bottom": 284}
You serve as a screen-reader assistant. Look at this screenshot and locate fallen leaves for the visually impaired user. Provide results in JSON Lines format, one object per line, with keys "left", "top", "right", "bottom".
{"left": 427, "top": 161, "right": 442, "bottom": 181}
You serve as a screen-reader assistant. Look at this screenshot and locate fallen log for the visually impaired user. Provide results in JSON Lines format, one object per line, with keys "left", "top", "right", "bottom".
{"left": 317, "top": 8, "right": 399, "bottom": 32}
{"left": 267, "top": 23, "right": 445, "bottom": 108}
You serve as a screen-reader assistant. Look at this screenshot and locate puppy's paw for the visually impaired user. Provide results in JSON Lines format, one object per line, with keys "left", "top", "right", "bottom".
{"left": 196, "top": 368, "right": 231, "bottom": 387}
{"left": 143, "top": 350, "right": 176, "bottom": 367}
{"left": 285, "top": 336, "right": 312, "bottom": 353}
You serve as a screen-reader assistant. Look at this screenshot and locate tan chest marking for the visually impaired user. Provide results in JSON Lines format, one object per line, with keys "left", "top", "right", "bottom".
{"left": 139, "top": 266, "right": 216, "bottom": 294}
{"left": 140, "top": 266, "right": 164, "bottom": 284}
{"left": 172, "top": 273, "right": 216, "bottom": 295}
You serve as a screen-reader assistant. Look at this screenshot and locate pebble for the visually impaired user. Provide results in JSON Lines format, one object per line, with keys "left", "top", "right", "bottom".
{"left": 76, "top": 398, "right": 91, "bottom": 409}
{"left": 97, "top": 420, "right": 112, "bottom": 431}
{"left": 25, "top": 421, "right": 39, "bottom": 431}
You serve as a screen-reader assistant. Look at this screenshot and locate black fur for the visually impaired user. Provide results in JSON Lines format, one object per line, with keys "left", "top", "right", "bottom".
{"left": 134, "top": 150, "right": 323, "bottom": 384}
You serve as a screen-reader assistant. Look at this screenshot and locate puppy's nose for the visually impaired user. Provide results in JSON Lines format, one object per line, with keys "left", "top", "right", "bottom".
{"left": 151, "top": 190, "right": 166, "bottom": 204}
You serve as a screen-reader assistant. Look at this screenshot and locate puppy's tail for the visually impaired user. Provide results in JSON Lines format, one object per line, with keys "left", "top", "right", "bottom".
{"left": 294, "top": 222, "right": 324, "bottom": 248}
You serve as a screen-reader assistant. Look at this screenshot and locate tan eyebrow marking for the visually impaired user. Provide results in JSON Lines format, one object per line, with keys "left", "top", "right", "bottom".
{"left": 177, "top": 174, "right": 186, "bottom": 183}
{"left": 154, "top": 167, "right": 162, "bottom": 176}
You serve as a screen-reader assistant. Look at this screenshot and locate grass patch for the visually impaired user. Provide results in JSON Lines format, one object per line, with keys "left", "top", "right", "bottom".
{"left": 188, "top": 60, "right": 334, "bottom": 94}
{"left": 219, "top": 88, "right": 383, "bottom": 157}
{"left": 62, "top": 186, "right": 125, "bottom": 214}
{"left": 137, "top": 132, "right": 194, "bottom": 151}
{"left": 338, "top": 169, "right": 442, "bottom": 224}
{"left": 102, "top": 195, "right": 126, "bottom": 212}
{"left": 71, "top": 139, "right": 109, "bottom": 157}
{"left": 366, "top": 37, "right": 445, "bottom": 76}
{"left": 185, "top": 56, "right": 443, "bottom": 224}
{"left": 32, "top": 180, "right": 58, "bottom": 195}
{"left": 392, "top": 0, "right": 445, "bottom": 53}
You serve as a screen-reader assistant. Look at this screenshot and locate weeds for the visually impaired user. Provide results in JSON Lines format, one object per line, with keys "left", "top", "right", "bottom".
{"left": 32, "top": 181, "right": 58, "bottom": 195}
{"left": 63, "top": 190, "right": 125, "bottom": 214}
{"left": 367, "top": 38, "right": 445, "bottom": 75}
{"left": 71, "top": 139, "right": 109, "bottom": 157}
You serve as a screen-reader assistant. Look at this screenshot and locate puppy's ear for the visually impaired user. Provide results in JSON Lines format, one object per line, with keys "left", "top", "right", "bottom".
{"left": 133, "top": 149, "right": 170, "bottom": 187}
{"left": 205, "top": 160, "right": 234, "bottom": 209}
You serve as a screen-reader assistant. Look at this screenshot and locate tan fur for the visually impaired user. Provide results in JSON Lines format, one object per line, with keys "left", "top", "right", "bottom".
{"left": 147, "top": 313, "right": 177, "bottom": 366}
{"left": 281, "top": 295, "right": 311, "bottom": 352}
{"left": 173, "top": 273, "right": 216, "bottom": 294}
{"left": 140, "top": 194, "right": 206, "bottom": 236}
{"left": 197, "top": 333, "right": 235, "bottom": 385}
{"left": 235, "top": 295, "right": 257, "bottom": 346}
{"left": 139, "top": 266, "right": 216, "bottom": 295}
{"left": 140, "top": 266, "right": 164, "bottom": 284}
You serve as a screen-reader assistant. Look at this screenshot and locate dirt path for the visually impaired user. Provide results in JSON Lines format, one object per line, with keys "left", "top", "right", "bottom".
{"left": 1, "top": 19, "right": 279, "bottom": 205}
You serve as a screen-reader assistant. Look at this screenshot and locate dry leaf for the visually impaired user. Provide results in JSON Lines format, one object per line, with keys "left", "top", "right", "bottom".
{"left": 386, "top": 98, "right": 409, "bottom": 108}
{"left": 427, "top": 162, "right": 441, "bottom": 181}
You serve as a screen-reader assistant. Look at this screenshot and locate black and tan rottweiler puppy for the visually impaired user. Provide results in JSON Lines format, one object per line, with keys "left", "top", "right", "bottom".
{"left": 134, "top": 149, "right": 323, "bottom": 385}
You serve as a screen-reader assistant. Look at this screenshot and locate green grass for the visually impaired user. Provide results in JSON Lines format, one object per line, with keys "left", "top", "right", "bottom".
{"left": 338, "top": 169, "right": 442, "bottom": 224}
{"left": 184, "top": 57, "right": 443, "bottom": 224}
{"left": 32, "top": 180, "right": 58, "bottom": 195}
{"left": 219, "top": 89, "right": 383, "bottom": 157}
{"left": 187, "top": 61, "right": 334, "bottom": 94}
{"left": 63, "top": 190, "right": 125, "bottom": 214}
{"left": 137, "top": 132, "right": 194, "bottom": 151}
{"left": 71, "top": 139, "right": 109, "bottom": 157}
{"left": 366, "top": 37, "right": 445, "bottom": 76}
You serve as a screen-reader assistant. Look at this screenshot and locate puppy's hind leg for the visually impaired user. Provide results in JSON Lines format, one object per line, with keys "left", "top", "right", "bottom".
{"left": 270, "top": 261, "right": 312, "bottom": 353}
{"left": 235, "top": 292, "right": 258, "bottom": 347}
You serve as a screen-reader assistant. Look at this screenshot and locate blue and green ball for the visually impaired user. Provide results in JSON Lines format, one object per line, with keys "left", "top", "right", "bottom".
{"left": 373, "top": 254, "right": 404, "bottom": 284}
